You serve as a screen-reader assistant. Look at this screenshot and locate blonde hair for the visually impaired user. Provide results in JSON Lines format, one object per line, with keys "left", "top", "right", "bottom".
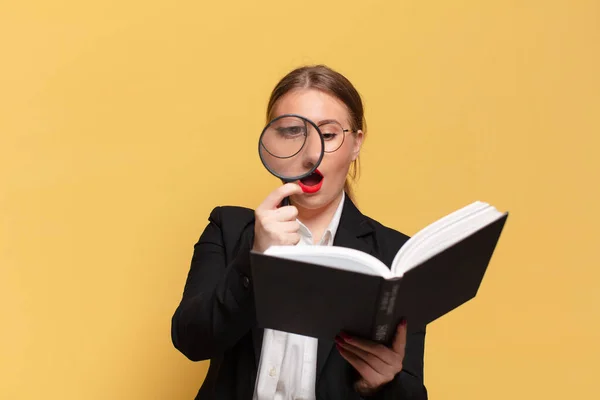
{"left": 266, "top": 65, "right": 366, "bottom": 202}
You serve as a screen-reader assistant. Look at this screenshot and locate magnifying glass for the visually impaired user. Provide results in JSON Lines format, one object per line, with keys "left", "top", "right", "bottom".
{"left": 258, "top": 114, "right": 325, "bottom": 206}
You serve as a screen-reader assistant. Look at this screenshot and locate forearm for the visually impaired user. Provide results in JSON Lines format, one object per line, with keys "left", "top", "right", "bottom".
{"left": 171, "top": 207, "right": 257, "bottom": 361}
{"left": 173, "top": 258, "right": 255, "bottom": 362}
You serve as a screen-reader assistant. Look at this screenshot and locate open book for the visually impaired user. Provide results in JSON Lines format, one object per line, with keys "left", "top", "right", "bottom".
{"left": 249, "top": 201, "right": 508, "bottom": 344}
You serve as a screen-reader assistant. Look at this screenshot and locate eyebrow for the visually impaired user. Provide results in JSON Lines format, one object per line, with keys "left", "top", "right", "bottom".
{"left": 317, "top": 119, "right": 341, "bottom": 126}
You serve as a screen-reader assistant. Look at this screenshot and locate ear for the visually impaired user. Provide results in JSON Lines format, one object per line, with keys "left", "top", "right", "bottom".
{"left": 351, "top": 130, "right": 364, "bottom": 161}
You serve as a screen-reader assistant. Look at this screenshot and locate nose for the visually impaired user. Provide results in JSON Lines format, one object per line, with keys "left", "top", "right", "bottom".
{"left": 301, "top": 125, "right": 323, "bottom": 168}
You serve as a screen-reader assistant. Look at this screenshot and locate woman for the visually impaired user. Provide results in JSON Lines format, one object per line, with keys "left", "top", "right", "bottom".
{"left": 171, "top": 65, "right": 428, "bottom": 399}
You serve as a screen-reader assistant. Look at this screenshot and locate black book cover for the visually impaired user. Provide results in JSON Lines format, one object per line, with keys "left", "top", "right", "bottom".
{"left": 249, "top": 213, "right": 508, "bottom": 343}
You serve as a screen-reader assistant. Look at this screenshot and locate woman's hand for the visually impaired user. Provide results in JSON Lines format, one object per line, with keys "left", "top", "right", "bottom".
{"left": 336, "top": 320, "right": 408, "bottom": 395}
{"left": 252, "top": 183, "right": 303, "bottom": 253}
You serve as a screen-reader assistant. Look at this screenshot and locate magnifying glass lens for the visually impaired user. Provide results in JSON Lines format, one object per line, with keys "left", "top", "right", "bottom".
{"left": 259, "top": 115, "right": 323, "bottom": 181}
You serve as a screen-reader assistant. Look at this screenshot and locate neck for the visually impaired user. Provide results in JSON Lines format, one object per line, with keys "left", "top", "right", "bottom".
{"left": 295, "top": 191, "right": 344, "bottom": 242}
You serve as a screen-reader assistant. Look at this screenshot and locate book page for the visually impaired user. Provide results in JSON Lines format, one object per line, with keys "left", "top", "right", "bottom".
{"left": 391, "top": 202, "right": 504, "bottom": 276}
{"left": 263, "top": 246, "right": 393, "bottom": 278}
{"left": 391, "top": 202, "right": 489, "bottom": 274}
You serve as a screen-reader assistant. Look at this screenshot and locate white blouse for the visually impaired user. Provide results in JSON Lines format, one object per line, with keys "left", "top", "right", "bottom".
{"left": 253, "top": 192, "right": 346, "bottom": 400}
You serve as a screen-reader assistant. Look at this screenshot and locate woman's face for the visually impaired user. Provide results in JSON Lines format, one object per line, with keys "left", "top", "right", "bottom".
{"left": 270, "top": 88, "right": 364, "bottom": 211}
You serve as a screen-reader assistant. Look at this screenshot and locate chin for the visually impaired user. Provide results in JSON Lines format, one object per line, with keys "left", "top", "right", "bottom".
{"left": 293, "top": 189, "right": 341, "bottom": 210}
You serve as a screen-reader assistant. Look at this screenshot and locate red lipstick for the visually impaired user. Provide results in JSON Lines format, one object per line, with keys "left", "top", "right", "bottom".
{"left": 298, "top": 169, "right": 323, "bottom": 194}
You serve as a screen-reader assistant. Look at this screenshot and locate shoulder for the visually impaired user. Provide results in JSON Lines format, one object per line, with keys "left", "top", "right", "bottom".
{"left": 207, "top": 205, "right": 255, "bottom": 233}
{"left": 208, "top": 205, "right": 255, "bottom": 224}
{"left": 198, "top": 205, "right": 256, "bottom": 259}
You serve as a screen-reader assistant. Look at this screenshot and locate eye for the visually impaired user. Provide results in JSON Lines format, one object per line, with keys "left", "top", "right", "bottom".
{"left": 319, "top": 122, "right": 343, "bottom": 141}
{"left": 276, "top": 125, "right": 306, "bottom": 138}
{"left": 321, "top": 133, "right": 338, "bottom": 141}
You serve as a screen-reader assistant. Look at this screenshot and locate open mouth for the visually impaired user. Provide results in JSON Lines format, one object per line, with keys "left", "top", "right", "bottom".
{"left": 298, "top": 169, "right": 324, "bottom": 193}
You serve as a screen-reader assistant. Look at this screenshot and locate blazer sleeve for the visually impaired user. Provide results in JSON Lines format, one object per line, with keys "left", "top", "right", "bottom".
{"left": 363, "top": 325, "right": 428, "bottom": 400}
{"left": 171, "top": 206, "right": 256, "bottom": 361}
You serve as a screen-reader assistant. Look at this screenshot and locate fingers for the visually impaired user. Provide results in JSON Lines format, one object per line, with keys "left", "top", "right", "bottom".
{"left": 391, "top": 320, "right": 408, "bottom": 355}
{"left": 338, "top": 333, "right": 398, "bottom": 365}
{"left": 252, "top": 184, "right": 302, "bottom": 253}
{"left": 279, "top": 220, "right": 300, "bottom": 233}
{"left": 274, "top": 206, "right": 299, "bottom": 222}
{"left": 282, "top": 232, "right": 301, "bottom": 246}
{"left": 258, "top": 183, "right": 303, "bottom": 211}
{"left": 335, "top": 339, "right": 390, "bottom": 375}
{"left": 336, "top": 327, "right": 408, "bottom": 393}
{"left": 336, "top": 345, "right": 383, "bottom": 386}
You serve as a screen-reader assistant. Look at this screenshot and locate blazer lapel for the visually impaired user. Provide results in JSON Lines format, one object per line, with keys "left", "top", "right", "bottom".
{"left": 316, "top": 194, "right": 375, "bottom": 384}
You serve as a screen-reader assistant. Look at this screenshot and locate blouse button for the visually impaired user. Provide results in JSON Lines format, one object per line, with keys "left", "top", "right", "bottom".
{"left": 242, "top": 276, "right": 250, "bottom": 288}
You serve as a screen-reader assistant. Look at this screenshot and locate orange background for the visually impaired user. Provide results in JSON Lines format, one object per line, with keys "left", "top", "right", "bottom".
{"left": 1, "top": 1, "right": 599, "bottom": 398}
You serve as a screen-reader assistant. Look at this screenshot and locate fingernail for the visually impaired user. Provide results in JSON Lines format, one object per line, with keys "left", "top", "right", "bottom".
{"left": 335, "top": 343, "right": 343, "bottom": 351}
{"left": 334, "top": 335, "right": 344, "bottom": 344}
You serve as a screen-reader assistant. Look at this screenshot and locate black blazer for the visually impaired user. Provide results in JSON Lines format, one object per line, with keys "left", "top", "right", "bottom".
{"left": 171, "top": 194, "right": 428, "bottom": 399}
